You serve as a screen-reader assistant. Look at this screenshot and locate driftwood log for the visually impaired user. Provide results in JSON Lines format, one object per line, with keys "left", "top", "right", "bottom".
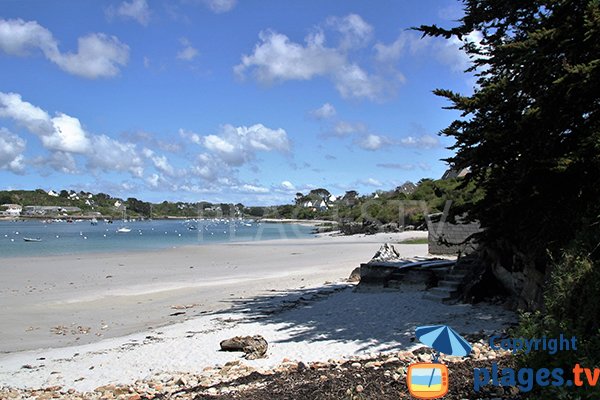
{"left": 220, "top": 335, "right": 268, "bottom": 360}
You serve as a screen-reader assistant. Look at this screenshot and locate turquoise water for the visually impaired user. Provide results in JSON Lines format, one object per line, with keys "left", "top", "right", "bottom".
{"left": 0, "top": 220, "right": 314, "bottom": 258}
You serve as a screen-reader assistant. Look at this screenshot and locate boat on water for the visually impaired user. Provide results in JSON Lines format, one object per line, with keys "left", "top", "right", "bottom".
{"left": 23, "top": 237, "right": 42, "bottom": 242}
{"left": 116, "top": 207, "right": 132, "bottom": 233}
{"left": 91, "top": 218, "right": 98, "bottom": 225}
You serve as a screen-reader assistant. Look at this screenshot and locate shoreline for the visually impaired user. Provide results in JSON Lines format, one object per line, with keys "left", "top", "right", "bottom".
{"left": 0, "top": 230, "right": 516, "bottom": 394}
{"left": 0, "top": 281, "right": 515, "bottom": 393}
{"left": 0, "top": 231, "right": 429, "bottom": 353}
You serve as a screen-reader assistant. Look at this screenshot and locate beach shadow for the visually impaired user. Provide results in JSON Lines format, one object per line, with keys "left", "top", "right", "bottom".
{"left": 209, "top": 284, "right": 510, "bottom": 353}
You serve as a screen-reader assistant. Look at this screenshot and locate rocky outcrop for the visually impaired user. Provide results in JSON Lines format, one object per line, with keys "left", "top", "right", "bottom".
{"left": 347, "top": 267, "right": 361, "bottom": 282}
{"left": 220, "top": 335, "right": 268, "bottom": 360}
{"left": 370, "top": 243, "right": 400, "bottom": 262}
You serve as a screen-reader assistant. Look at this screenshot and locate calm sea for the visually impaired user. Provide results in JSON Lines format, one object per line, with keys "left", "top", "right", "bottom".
{"left": 0, "top": 219, "right": 314, "bottom": 258}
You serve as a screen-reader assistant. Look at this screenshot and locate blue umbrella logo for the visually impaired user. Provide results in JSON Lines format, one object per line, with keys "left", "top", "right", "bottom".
{"left": 414, "top": 325, "right": 472, "bottom": 390}
{"left": 416, "top": 325, "right": 472, "bottom": 361}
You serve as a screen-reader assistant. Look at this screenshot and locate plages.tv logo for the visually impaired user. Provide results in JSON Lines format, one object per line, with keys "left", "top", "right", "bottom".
{"left": 406, "top": 325, "right": 472, "bottom": 399}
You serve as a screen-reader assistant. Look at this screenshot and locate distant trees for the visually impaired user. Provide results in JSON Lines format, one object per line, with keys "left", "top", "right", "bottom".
{"left": 126, "top": 197, "right": 151, "bottom": 217}
{"left": 0, "top": 193, "right": 12, "bottom": 205}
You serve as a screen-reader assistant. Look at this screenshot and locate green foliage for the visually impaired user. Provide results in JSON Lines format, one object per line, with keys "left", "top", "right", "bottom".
{"left": 0, "top": 189, "right": 244, "bottom": 219}
{"left": 397, "top": 237, "right": 429, "bottom": 245}
{"left": 513, "top": 243, "right": 600, "bottom": 399}
{"left": 0, "top": 193, "right": 13, "bottom": 204}
{"left": 417, "top": 0, "right": 600, "bottom": 260}
{"left": 418, "top": 3, "right": 600, "bottom": 397}
{"left": 126, "top": 197, "right": 152, "bottom": 217}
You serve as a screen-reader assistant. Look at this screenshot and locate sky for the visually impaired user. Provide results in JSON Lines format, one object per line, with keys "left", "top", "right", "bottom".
{"left": 0, "top": 0, "right": 477, "bottom": 205}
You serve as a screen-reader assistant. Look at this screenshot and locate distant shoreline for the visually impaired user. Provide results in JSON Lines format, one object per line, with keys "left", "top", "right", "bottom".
{"left": 0, "top": 216, "right": 336, "bottom": 223}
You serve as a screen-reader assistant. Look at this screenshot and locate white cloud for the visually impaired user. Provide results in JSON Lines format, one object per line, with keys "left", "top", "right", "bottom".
{"left": 377, "top": 163, "right": 415, "bottom": 170}
{"left": 47, "top": 113, "right": 91, "bottom": 153}
{"left": 334, "top": 64, "right": 390, "bottom": 100}
{"left": 357, "top": 134, "right": 391, "bottom": 151}
{"left": 399, "top": 134, "right": 440, "bottom": 149}
{"left": 146, "top": 173, "right": 160, "bottom": 188}
{"left": 332, "top": 121, "right": 366, "bottom": 137}
{"left": 376, "top": 162, "right": 431, "bottom": 171}
{"left": 112, "top": 0, "right": 151, "bottom": 26}
{"left": 310, "top": 103, "right": 336, "bottom": 120}
{"left": 177, "top": 38, "right": 199, "bottom": 61}
{"left": 362, "top": 178, "right": 383, "bottom": 187}
{"left": 203, "top": 0, "right": 237, "bottom": 13}
{"left": 0, "top": 91, "right": 145, "bottom": 177}
{"left": 142, "top": 148, "right": 177, "bottom": 176}
{"left": 374, "top": 32, "right": 428, "bottom": 63}
{"left": 200, "top": 123, "right": 290, "bottom": 166}
{"left": 0, "top": 18, "right": 56, "bottom": 56}
{"left": 326, "top": 14, "right": 373, "bottom": 49}
{"left": 190, "top": 154, "right": 220, "bottom": 181}
{"left": 281, "top": 180, "right": 295, "bottom": 191}
{"left": 235, "top": 21, "right": 398, "bottom": 101}
{"left": 0, "top": 92, "right": 53, "bottom": 135}
{"left": 33, "top": 151, "right": 78, "bottom": 175}
{"left": 0, "top": 18, "right": 129, "bottom": 79}
{"left": 235, "top": 30, "right": 344, "bottom": 83}
{"left": 54, "top": 33, "right": 129, "bottom": 79}
{"left": 238, "top": 184, "right": 269, "bottom": 194}
{"left": 86, "top": 135, "right": 144, "bottom": 177}
{"left": 181, "top": 123, "right": 291, "bottom": 186}
{"left": 434, "top": 31, "right": 483, "bottom": 72}
{"left": 151, "top": 155, "right": 175, "bottom": 176}
{"left": 0, "top": 92, "right": 90, "bottom": 153}
{"left": 179, "top": 128, "right": 203, "bottom": 144}
{"left": 375, "top": 30, "right": 482, "bottom": 73}
{"left": 0, "top": 128, "right": 26, "bottom": 173}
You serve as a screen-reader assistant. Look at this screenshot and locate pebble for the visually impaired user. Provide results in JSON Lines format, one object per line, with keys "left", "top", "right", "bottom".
{"left": 0, "top": 335, "right": 512, "bottom": 399}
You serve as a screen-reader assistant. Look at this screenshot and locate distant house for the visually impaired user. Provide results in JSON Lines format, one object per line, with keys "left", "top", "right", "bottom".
{"left": 1, "top": 204, "right": 22, "bottom": 217}
{"left": 441, "top": 167, "right": 470, "bottom": 180}
{"left": 47, "top": 190, "right": 59, "bottom": 197}
{"left": 23, "top": 206, "right": 81, "bottom": 216}
{"left": 395, "top": 182, "right": 417, "bottom": 195}
{"left": 301, "top": 200, "right": 313, "bottom": 208}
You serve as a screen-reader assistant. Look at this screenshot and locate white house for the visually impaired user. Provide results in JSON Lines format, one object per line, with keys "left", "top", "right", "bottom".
{"left": 1, "top": 204, "right": 22, "bottom": 217}
{"left": 47, "top": 190, "right": 59, "bottom": 197}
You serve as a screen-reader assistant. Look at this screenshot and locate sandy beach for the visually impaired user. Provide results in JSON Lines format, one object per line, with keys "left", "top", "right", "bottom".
{"left": 0, "top": 230, "right": 516, "bottom": 393}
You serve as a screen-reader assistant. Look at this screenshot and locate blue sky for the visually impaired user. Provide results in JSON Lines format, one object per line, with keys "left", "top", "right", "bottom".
{"left": 0, "top": 0, "right": 476, "bottom": 205}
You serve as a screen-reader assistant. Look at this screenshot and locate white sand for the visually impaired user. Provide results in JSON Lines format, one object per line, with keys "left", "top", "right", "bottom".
{"left": 0, "top": 231, "right": 517, "bottom": 391}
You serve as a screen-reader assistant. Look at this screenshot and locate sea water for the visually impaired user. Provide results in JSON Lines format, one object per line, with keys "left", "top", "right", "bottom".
{"left": 0, "top": 219, "right": 314, "bottom": 258}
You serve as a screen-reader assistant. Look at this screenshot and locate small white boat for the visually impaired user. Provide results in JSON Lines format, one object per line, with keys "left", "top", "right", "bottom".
{"left": 23, "top": 237, "right": 42, "bottom": 242}
{"left": 117, "top": 227, "right": 131, "bottom": 233}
